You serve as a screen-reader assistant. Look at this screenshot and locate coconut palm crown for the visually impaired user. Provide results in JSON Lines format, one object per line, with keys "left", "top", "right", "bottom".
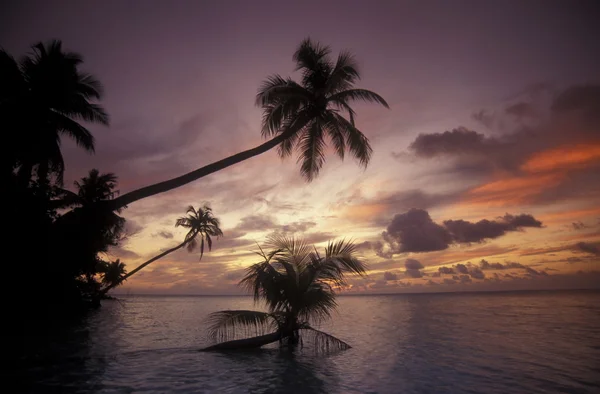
{"left": 205, "top": 235, "right": 367, "bottom": 352}
{"left": 257, "top": 38, "right": 389, "bottom": 181}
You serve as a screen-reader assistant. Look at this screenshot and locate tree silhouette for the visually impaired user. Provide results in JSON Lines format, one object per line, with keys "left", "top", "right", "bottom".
{"left": 107, "top": 38, "right": 388, "bottom": 210}
{"left": 1, "top": 40, "right": 108, "bottom": 185}
{"left": 203, "top": 235, "right": 366, "bottom": 352}
{"left": 102, "top": 204, "right": 223, "bottom": 293}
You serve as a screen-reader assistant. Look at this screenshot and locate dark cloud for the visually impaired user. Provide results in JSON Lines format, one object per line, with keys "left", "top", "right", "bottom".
{"left": 469, "top": 267, "right": 485, "bottom": 280}
{"left": 455, "top": 263, "right": 469, "bottom": 274}
{"left": 551, "top": 85, "right": 600, "bottom": 124}
{"left": 409, "top": 127, "right": 489, "bottom": 158}
{"left": 571, "top": 221, "right": 588, "bottom": 230}
{"left": 458, "top": 275, "right": 472, "bottom": 284}
{"left": 505, "top": 102, "right": 536, "bottom": 119}
{"left": 153, "top": 230, "right": 174, "bottom": 239}
{"left": 382, "top": 209, "right": 452, "bottom": 253}
{"left": 443, "top": 278, "right": 457, "bottom": 285}
{"left": 405, "top": 84, "right": 600, "bottom": 206}
{"left": 383, "top": 271, "right": 398, "bottom": 281}
{"left": 525, "top": 267, "right": 548, "bottom": 276}
{"left": 575, "top": 242, "right": 600, "bottom": 256}
{"left": 379, "top": 209, "right": 542, "bottom": 254}
{"left": 443, "top": 214, "right": 542, "bottom": 243}
{"left": 405, "top": 259, "right": 424, "bottom": 270}
{"left": 404, "top": 258, "right": 424, "bottom": 278}
{"left": 479, "top": 259, "right": 526, "bottom": 270}
{"left": 438, "top": 266, "right": 455, "bottom": 275}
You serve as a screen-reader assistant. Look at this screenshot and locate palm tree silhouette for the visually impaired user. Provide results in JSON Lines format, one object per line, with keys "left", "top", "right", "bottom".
{"left": 102, "top": 204, "right": 223, "bottom": 293}
{"left": 2, "top": 40, "right": 108, "bottom": 185}
{"left": 203, "top": 235, "right": 366, "bottom": 352}
{"left": 53, "top": 169, "right": 126, "bottom": 280}
{"left": 108, "top": 38, "right": 388, "bottom": 210}
{"left": 98, "top": 259, "right": 127, "bottom": 289}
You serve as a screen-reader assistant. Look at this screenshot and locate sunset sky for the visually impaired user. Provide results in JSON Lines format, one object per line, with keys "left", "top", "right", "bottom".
{"left": 3, "top": 0, "right": 599, "bottom": 294}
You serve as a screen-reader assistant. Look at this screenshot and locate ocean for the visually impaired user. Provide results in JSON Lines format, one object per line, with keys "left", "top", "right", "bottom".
{"left": 16, "top": 290, "right": 600, "bottom": 393}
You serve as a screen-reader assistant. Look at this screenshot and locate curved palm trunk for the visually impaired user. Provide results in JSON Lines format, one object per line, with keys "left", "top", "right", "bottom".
{"left": 101, "top": 239, "right": 188, "bottom": 294}
{"left": 201, "top": 331, "right": 285, "bottom": 351}
{"left": 108, "top": 130, "right": 295, "bottom": 211}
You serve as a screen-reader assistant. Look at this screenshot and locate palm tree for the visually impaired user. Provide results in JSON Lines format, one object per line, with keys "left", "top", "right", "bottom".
{"left": 102, "top": 204, "right": 223, "bottom": 293}
{"left": 202, "top": 235, "right": 367, "bottom": 352}
{"left": 97, "top": 259, "right": 127, "bottom": 288}
{"left": 52, "top": 169, "right": 125, "bottom": 280}
{"left": 106, "top": 38, "right": 388, "bottom": 210}
{"left": 2, "top": 40, "right": 109, "bottom": 185}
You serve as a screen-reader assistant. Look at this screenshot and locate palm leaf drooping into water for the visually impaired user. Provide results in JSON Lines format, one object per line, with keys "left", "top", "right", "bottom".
{"left": 202, "top": 235, "right": 366, "bottom": 353}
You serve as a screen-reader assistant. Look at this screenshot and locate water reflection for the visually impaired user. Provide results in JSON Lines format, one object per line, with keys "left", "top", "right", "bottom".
{"left": 14, "top": 292, "right": 600, "bottom": 393}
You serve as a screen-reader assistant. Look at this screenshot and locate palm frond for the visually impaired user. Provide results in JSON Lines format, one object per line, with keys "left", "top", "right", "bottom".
{"left": 300, "top": 327, "right": 352, "bottom": 352}
{"left": 326, "top": 50, "right": 360, "bottom": 95}
{"left": 293, "top": 38, "right": 333, "bottom": 91}
{"left": 274, "top": 108, "right": 313, "bottom": 157}
{"left": 50, "top": 112, "right": 95, "bottom": 152}
{"left": 256, "top": 75, "right": 310, "bottom": 107}
{"left": 206, "top": 310, "right": 279, "bottom": 342}
{"left": 329, "top": 112, "right": 372, "bottom": 168}
{"left": 298, "top": 119, "right": 326, "bottom": 181}
{"left": 328, "top": 88, "right": 389, "bottom": 108}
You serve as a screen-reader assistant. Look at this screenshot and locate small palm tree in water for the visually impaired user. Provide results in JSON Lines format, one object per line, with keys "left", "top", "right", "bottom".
{"left": 204, "top": 235, "right": 366, "bottom": 352}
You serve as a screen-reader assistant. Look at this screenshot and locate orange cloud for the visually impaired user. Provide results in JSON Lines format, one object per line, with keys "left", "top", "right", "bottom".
{"left": 521, "top": 143, "right": 600, "bottom": 173}
{"left": 464, "top": 172, "right": 565, "bottom": 206}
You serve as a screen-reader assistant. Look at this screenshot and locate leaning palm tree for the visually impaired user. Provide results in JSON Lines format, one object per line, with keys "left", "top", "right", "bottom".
{"left": 102, "top": 204, "right": 223, "bottom": 293}
{"left": 2, "top": 40, "right": 109, "bottom": 185}
{"left": 106, "top": 38, "right": 388, "bottom": 210}
{"left": 202, "top": 235, "right": 366, "bottom": 352}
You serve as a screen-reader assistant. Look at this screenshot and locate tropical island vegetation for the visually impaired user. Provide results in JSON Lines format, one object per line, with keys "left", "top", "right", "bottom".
{"left": 3, "top": 37, "right": 387, "bottom": 327}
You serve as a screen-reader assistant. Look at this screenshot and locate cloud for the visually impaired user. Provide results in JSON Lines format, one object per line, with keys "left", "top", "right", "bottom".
{"left": 571, "top": 221, "right": 588, "bottom": 230}
{"left": 383, "top": 271, "right": 398, "bottom": 281}
{"left": 403, "top": 84, "right": 600, "bottom": 208}
{"left": 236, "top": 215, "right": 278, "bottom": 232}
{"left": 458, "top": 275, "right": 472, "bottom": 284}
{"left": 525, "top": 267, "right": 548, "bottom": 276}
{"left": 469, "top": 267, "right": 485, "bottom": 280}
{"left": 153, "top": 230, "right": 174, "bottom": 239}
{"left": 455, "top": 263, "right": 469, "bottom": 274}
{"left": 404, "top": 258, "right": 424, "bottom": 278}
{"left": 575, "top": 242, "right": 600, "bottom": 256}
{"left": 479, "top": 260, "right": 526, "bottom": 270}
{"left": 382, "top": 209, "right": 452, "bottom": 253}
{"left": 443, "top": 214, "right": 542, "bottom": 243}
{"left": 438, "top": 266, "right": 455, "bottom": 275}
{"left": 505, "top": 102, "right": 536, "bottom": 119}
{"left": 235, "top": 214, "right": 318, "bottom": 235}
{"left": 379, "top": 209, "right": 542, "bottom": 254}
{"left": 108, "top": 245, "right": 141, "bottom": 260}
{"left": 409, "top": 127, "right": 490, "bottom": 158}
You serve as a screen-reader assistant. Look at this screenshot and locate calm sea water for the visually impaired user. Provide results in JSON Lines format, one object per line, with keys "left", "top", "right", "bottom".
{"left": 15, "top": 291, "right": 600, "bottom": 393}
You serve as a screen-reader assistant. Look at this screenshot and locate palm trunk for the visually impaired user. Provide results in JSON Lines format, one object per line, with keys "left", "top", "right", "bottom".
{"left": 101, "top": 239, "right": 188, "bottom": 294}
{"left": 108, "top": 130, "right": 294, "bottom": 211}
{"left": 200, "top": 331, "right": 285, "bottom": 351}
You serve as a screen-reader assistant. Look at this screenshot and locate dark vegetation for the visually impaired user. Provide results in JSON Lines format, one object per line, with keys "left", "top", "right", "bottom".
{"left": 2, "top": 37, "right": 386, "bottom": 345}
